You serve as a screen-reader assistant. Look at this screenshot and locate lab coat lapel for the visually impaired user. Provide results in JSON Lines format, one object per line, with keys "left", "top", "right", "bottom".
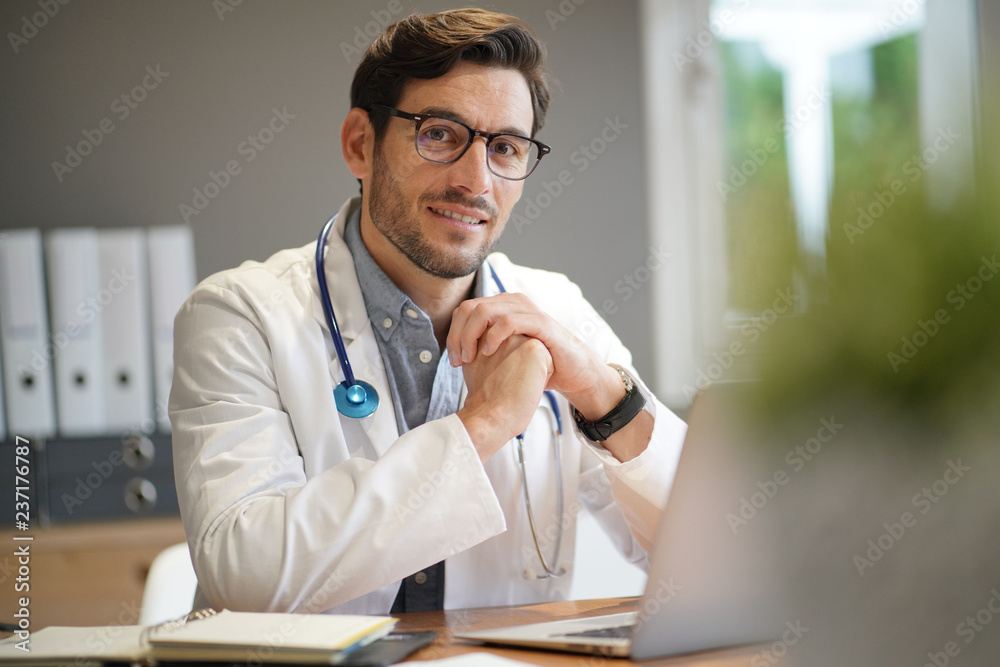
{"left": 341, "top": 329, "right": 398, "bottom": 457}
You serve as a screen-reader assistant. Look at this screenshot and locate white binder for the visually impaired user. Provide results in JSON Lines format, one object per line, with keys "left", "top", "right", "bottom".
{"left": 46, "top": 228, "right": 108, "bottom": 437}
{"left": 0, "top": 229, "right": 57, "bottom": 438}
{"left": 99, "top": 229, "right": 154, "bottom": 435}
{"left": 147, "top": 226, "right": 196, "bottom": 432}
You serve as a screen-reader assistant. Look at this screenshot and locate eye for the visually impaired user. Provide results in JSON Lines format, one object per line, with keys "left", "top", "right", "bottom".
{"left": 491, "top": 137, "right": 529, "bottom": 160}
{"left": 425, "top": 127, "right": 451, "bottom": 142}
{"left": 419, "top": 122, "right": 461, "bottom": 145}
{"left": 493, "top": 141, "right": 515, "bottom": 156}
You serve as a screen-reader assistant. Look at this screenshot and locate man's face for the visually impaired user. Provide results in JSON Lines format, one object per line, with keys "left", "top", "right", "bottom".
{"left": 366, "top": 61, "right": 534, "bottom": 279}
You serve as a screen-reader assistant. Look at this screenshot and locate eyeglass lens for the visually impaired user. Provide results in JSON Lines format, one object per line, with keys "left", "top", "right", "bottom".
{"left": 415, "top": 117, "right": 540, "bottom": 179}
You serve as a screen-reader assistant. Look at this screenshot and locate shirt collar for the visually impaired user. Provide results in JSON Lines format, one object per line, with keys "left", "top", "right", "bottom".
{"left": 343, "top": 208, "right": 411, "bottom": 341}
{"left": 342, "top": 209, "right": 490, "bottom": 341}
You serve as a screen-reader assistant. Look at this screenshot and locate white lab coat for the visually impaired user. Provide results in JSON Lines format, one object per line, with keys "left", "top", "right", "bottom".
{"left": 170, "top": 197, "right": 686, "bottom": 614}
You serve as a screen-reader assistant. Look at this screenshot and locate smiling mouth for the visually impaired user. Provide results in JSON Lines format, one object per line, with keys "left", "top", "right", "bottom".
{"left": 429, "top": 207, "right": 486, "bottom": 225}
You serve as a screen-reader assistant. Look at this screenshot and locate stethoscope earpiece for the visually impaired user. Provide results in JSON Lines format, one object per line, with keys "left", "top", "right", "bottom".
{"left": 333, "top": 379, "right": 380, "bottom": 419}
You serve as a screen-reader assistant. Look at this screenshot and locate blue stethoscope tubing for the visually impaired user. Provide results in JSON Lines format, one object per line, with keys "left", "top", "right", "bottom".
{"left": 316, "top": 214, "right": 380, "bottom": 418}
{"left": 316, "top": 214, "right": 565, "bottom": 578}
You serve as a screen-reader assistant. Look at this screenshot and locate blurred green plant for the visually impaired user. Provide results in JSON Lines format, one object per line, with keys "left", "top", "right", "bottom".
{"left": 751, "top": 166, "right": 1000, "bottom": 428}
{"left": 723, "top": 33, "right": 1000, "bottom": 430}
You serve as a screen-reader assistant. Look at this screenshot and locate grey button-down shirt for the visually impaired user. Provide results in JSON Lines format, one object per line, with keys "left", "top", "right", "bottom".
{"left": 342, "top": 208, "right": 492, "bottom": 612}
{"left": 342, "top": 208, "right": 487, "bottom": 435}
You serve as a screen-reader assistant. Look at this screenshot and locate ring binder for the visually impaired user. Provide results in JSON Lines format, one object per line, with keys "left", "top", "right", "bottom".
{"left": 139, "top": 607, "right": 217, "bottom": 645}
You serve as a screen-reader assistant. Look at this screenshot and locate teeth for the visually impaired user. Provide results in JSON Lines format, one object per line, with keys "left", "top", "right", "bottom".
{"left": 431, "top": 207, "right": 482, "bottom": 224}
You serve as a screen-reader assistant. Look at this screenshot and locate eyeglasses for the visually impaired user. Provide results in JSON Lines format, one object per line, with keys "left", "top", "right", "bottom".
{"left": 369, "top": 104, "right": 551, "bottom": 181}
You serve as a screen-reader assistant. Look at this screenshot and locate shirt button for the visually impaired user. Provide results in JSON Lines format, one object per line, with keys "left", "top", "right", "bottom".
{"left": 418, "top": 350, "right": 432, "bottom": 363}
{"left": 405, "top": 308, "right": 419, "bottom": 319}
{"left": 382, "top": 318, "right": 393, "bottom": 329}
{"left": 414, "top": 571, "right": 428, "bottom": 585}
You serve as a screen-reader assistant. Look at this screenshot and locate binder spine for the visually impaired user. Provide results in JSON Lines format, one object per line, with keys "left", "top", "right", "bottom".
{"left": 98, "top": 229, "right": 154, "bottom": 434}
{"left": 45, "top": 228, "right": 108, "bottom": 437}
{"left": 0, "top": 229, "right": 57, "bottom": 438}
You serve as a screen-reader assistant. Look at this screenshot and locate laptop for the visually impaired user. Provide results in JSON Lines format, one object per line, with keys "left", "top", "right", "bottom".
{"left": 455, "top": 383, "right": 791, "bottom": 660}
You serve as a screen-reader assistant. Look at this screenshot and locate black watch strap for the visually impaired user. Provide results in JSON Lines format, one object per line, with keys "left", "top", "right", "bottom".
{"left": 572, "top": 367, "right": 647, "bottom": 442}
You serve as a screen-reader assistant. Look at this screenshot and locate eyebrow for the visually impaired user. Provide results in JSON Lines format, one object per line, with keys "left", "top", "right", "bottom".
{"left": 417, "top": 106, "right": 531, "bottom": 138}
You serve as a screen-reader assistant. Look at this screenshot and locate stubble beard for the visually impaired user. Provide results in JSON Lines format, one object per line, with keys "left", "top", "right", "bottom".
{"left": 368, "top": 143, "right": 502, "bottom": 280}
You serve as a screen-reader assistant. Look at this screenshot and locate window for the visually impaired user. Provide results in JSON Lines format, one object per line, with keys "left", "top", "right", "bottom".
{"left": 641, "top": 0, "right": 980, "bottom": 407}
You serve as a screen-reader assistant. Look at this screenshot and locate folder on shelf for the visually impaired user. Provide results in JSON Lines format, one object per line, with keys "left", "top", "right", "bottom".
{"left": 147, "top": 226, "right": 196, "bottom": 432}
{"left": 0, "top": 229, "right": 57, "bottom": 438}
{"left": 98, "top": 228, "right": 154, "bottom": 435}
{"left": 0, "top": 610, "right": 398, "bottom": 666}
{"left": 45, "top": 228, "right": 107, "bottom": 437}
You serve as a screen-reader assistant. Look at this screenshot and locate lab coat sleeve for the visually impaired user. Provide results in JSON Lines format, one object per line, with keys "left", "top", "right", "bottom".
{"left": 169, "top": 280, "right": 506, "bottom": 613}
{"left": 504, "top": 260, "right": 686, "bottom": 565}
{"left": 575, "top": 373, "right": 686, "bottom": 559}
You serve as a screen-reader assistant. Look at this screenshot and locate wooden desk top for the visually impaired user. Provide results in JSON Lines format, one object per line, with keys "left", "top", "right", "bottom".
{"left": 392, "top": 597, "right": 765, "bottom": 666}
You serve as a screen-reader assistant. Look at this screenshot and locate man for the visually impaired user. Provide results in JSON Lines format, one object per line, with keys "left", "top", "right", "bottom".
{"left": 170, "top": 8, "right": 686, "bottom": 614}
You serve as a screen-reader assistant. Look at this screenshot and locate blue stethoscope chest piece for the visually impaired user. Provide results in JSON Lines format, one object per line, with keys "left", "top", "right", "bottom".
{"left": 333, "top": 379, "right": 379, "bottom": 419}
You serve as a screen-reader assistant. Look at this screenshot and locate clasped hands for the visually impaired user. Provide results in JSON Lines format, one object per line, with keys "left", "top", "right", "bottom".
{"left": 450, "top": 292, "right": 628, "bottom": 462}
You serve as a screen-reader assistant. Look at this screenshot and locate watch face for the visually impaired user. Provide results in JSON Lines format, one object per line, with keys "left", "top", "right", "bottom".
{"left": 617, "top": 367, "right": 634, "bottom": 392}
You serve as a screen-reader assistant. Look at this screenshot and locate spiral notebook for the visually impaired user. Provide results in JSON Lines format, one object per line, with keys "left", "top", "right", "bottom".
{"left": 0, "top": 609, "right": 396, "bottom": 666}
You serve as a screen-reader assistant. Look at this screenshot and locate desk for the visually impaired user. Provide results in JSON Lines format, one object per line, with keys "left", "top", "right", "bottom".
{"left": 392, "top": 598, "right": 766, "bottom": 666}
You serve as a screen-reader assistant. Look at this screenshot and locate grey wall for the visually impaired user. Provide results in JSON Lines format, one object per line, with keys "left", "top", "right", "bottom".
{"left": 0, "top": 0, "right": 655, "bottom": 382}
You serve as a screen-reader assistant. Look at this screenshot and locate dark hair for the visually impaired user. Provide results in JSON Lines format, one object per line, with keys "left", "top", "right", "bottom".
{"left": 351, "top": 8, "right": 550, "bottom": 140}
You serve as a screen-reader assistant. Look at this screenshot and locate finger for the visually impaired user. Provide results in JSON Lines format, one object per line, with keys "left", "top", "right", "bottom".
{"left": 448, "top": 294, "right": 540, "bottom": 365}
{"left": 447, "top": 298, "right": 490, "bottom": 366}
{"left": 481, "top": 312, "right": 542, "bottom": 357}
{"left": 479, "top": 314, "right": 514, "bottom": 357}
{"left": 457, "top": 295, "right": 522, "bottom": 364}
{"left": 446, "top": 301, "right": 474, "bottom": 367}
{"left": 459, "top": 301, "right": 497, "bottom": 364}
{"left": 513, "top": 336, "right": 554, "bottom": 384}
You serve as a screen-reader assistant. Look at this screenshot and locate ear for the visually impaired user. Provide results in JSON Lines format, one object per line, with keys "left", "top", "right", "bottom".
{"left": 341, "top": 107, "right": 373, "bottom": 181}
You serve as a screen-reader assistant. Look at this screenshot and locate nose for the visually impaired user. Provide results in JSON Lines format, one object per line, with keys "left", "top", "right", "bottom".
{"left": 447, "top": 136, "right": 493, "bottom": 196}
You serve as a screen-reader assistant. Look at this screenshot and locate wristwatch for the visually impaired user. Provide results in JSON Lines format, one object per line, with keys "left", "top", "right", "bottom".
{"left": 572, "top": 367, "right": 647, "bottom": 442}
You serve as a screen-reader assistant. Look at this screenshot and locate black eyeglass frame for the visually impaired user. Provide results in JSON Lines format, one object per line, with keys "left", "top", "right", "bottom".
{"left": 369, "top": 104, "right": 551, "bottom": 181}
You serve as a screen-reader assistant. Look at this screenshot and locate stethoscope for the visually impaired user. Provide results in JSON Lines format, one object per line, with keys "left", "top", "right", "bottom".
{"left": 316, "top": 214, "right": 566, "bottom": 578}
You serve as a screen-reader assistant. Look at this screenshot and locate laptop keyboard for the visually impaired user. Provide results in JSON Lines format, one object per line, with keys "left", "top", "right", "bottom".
{"left": 558, "top": 624, "right": 635, "bottom": 639}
